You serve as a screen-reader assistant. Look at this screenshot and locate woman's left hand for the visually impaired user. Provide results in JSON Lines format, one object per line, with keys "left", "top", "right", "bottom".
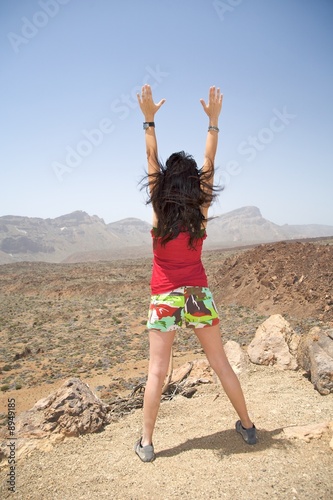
{"left": 137, "top": 84, "right": 166, "bottom": 121}
{"left": 200, "top": 86, "right": 223, "bottom": 123}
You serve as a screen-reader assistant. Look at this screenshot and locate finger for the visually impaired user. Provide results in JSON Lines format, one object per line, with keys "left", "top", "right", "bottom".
{"left": 138, "top": 85, "right": 146, "bottom": 102}
{"left": 136, "top": 93, "right": 142, "bottom": 105}
{"left": 156, "top": 98, "right": 166, "bottom": 109}
{"left": 200, "top": 99, "right": 208, "bottom": 113}
{"left": 216, "top": 87, "right": 223, "bottom": 102}
{"left": 209, "top": 86, "right": 217, "bottom": 104}
{"left": 144, "top": 84, "right": 152, "bottom": 96}
{"left": 140, "top": 85, "right": 146, "bottom": 100}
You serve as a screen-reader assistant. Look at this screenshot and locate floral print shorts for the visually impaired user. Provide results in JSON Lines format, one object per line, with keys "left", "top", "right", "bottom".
{"left": 147, "top": 286, "right": 219, "bottom": 332}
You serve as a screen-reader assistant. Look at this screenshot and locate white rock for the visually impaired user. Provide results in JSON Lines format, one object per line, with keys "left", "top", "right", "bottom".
{"left": 224, "top": 340, "right": 249, "bottom": 374}
{"left": 247, "top": 314, "right": 300, "bottom": 370}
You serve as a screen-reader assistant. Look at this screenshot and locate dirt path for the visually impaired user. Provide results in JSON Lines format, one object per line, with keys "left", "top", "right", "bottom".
{"left": 1, "top": 364, "right": 332, "bottom": 499}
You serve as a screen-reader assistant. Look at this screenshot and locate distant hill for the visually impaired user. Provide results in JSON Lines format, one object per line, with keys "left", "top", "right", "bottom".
{"left": 206, "top": 206, "right": 333, "bottom": 247}
{"left": 0, "top": 211, "right": 151, "bottom": 264}
{"left": 0, "top": 207, "right": 332, "bottom": 264}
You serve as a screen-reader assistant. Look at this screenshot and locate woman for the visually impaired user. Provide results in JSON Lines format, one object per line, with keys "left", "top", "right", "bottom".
{"left": 135, "top": 84, "right": 256, "bottom": 462}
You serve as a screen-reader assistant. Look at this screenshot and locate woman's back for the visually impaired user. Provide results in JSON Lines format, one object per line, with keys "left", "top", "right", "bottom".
{"left": 150, "top": 229, "right": 208, "bottom": 294}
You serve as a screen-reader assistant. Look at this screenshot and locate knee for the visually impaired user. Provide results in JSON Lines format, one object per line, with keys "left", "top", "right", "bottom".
{"left": 148, "top": 362, "right": 169, "bottom": 384}
{"left": 209, "top": 356, "right": 234, "bottom": 378}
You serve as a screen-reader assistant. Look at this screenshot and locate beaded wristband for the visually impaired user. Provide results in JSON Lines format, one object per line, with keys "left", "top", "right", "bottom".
{"left": 208, "top": 126, "right": 219, "bottom": 132}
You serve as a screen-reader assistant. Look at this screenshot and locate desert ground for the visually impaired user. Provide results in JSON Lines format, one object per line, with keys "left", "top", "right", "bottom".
{"left": 0, "top": 240, "right": 332, "bottom": 499}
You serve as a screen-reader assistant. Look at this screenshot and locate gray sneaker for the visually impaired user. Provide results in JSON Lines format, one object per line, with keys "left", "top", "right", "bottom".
{"left": 235, "top": 420, "right": 257, "bottom": 445}
{"left": 134, "top": 439, "right": 155, "bottom": 462}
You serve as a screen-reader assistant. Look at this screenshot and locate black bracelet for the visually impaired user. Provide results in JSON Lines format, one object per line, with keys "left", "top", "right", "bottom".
{"left": 208, "top": 125, "right": 219, "bottom": 133}
{"left": 143, "top": 122, "right": 155, "bottom": 130}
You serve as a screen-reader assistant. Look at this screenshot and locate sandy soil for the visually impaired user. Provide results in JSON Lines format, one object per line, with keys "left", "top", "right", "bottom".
{"left": 0, "top": 364, "right": 332, "bottom": 499}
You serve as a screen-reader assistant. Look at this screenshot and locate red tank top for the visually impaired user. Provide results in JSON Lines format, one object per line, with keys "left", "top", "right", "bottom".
{"left": 150, "top": 229, "right": 208, "bottom": 294}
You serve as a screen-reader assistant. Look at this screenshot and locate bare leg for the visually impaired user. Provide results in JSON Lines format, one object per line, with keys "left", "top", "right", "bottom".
{"left": 141, "top": 329, "right": 176, "bottom": 446}
{"left": 195, "top": 324, "right": 253, "bottom": 428}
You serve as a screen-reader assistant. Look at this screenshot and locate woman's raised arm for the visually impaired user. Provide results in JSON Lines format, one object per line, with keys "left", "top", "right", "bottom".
{"left": 137, "top": 84, "right": 166, "bottom": 177}
{"left": 200, "top": 86, "right": 223, "bottom": 174}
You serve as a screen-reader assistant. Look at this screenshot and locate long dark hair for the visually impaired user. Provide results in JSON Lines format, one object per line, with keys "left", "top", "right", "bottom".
{"left": 141, "top": 151, "right": 221, "bottom": 247}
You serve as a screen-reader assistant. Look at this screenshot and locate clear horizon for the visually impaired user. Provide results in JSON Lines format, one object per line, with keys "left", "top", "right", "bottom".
{"left": 1, "top": 0, "right": 333, "bottom": 226}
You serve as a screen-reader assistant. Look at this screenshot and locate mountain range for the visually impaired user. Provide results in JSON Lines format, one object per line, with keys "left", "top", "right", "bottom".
{"left": 0, "top": 206, "right": 332, "bottom": 264}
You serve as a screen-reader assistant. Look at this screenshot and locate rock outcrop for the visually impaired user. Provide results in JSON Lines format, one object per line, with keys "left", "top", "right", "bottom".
{"left": 297, "top": 327, "right": 333, "bottom": 395}
{"left": 15, "top": 378, "right": 109, "bottom": 439}
{"left": 247, "top": 314, "right": 300, "bottom": 370}
{"left": 0, "top": 378, "right": 110, "bottom": 463}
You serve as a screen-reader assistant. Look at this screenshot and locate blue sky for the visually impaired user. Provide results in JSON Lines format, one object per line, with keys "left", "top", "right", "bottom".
{"left": 1, "top": 0, "right": 333, "bottom": 226}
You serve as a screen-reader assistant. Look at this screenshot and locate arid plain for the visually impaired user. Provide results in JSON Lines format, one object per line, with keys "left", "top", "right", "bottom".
{"left": 0, "top": 239, "right": 332, "bottom": 499}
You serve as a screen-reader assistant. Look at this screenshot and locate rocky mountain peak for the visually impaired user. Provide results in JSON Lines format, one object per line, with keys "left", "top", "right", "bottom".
{"left": 0, "top": 207, "right": 332, "bottom": 264}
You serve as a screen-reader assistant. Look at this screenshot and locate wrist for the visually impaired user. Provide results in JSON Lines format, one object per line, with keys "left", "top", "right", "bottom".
{"left": 144, "top": 115, "right": 155, "bottom": 122}
{"left": 143, "top": 121, "right": 155, "bottom": 130}
{"left": 208, "top": 125, "right": 219, "bottom": 133}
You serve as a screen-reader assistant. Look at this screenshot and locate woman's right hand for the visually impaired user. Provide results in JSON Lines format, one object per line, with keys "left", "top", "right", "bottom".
{"left": 200, "top": 86, "right": 223, "bottom": 124}
{"left": 137, "top": 84, "right": 166, "bottom": 122}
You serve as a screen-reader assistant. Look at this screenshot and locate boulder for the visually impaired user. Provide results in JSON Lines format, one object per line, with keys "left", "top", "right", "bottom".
{"left": 15, "top": 377, "right": 109, "bottom": 439}
{"left": 224, "top": 340, "right": 249, "bottom": 374}
{"left": 0, "top": 378, "right": 110, "bottom": 463}
{"left": 247, "top": 314, "right": 300, "bottom": 370}
{"left": 297, "top": 327, "right": 333, "bottom": 395}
